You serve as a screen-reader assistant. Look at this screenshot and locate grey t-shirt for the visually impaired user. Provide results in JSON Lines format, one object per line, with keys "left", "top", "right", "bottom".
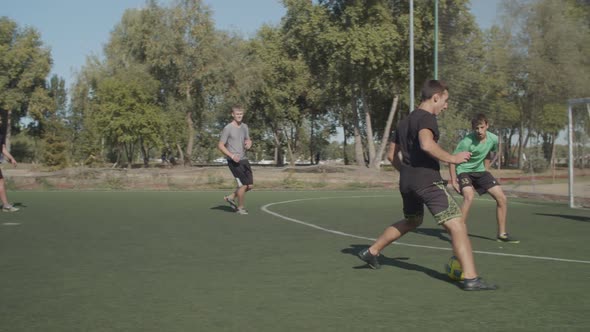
{"left": 220, "top": 122, "right": 250, "bottom": 160}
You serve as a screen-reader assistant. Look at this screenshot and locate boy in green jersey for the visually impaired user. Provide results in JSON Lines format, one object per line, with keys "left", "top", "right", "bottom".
{"left": 449, "top": 114, "right": 519, "bottom": 243}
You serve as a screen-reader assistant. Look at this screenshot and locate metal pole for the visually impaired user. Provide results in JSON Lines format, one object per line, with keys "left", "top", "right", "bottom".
{"left": 434, "top": 0, "right": 439, "bottom": 80}
{"left": 410, "top": 0, "right": 414, "bottom": 112}
{"left": 568, "top": 103, "right": 574, "bottom": 208}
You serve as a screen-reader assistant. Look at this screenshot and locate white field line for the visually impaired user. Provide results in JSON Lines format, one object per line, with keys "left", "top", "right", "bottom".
{"left": 261, "top": 196, "right": 590, "bottom": 264}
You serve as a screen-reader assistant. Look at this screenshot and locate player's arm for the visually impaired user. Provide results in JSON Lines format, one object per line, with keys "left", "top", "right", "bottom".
{"left": 244, "top": 126, "right": 252, "bottom": 150}
{"left": 484, "top": 153, "right": 492, "bottom": 170}
{"left": 448, "top": 139, "right": 467, "bottom": 191}
{"left": 1, "top": 144, "right": 17, "bottom": 167}
{"left": 419, "top": 129, "right": 471, "bottom": 164}
{"left": 386, "top": 141, "right": 402, "bottom": 171}
{"left": 217, "top": 141, "right": 239, "bottom": 162}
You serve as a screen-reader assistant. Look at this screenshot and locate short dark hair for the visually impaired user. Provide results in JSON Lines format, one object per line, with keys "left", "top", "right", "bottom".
{"left": 420, "top": 80, "right": 448, "bottom": 101}
{"left": 471, "top": 113, "right": 488, "bottom": 127}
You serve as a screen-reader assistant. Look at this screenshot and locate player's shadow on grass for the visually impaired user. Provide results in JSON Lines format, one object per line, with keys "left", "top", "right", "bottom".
{"left": 341, "top": 244, "right": 456, "bottom": 287}
{"left": 414, "top": 228, "right": 496, "bottom": 242}
{"left": 414, "top": 228, "right": 451, "bottom": 243}
{"left": 210, "top": 205, "right": 237, "bottom": 213}
{"left": 536, "top": 213, "right": 590, "bottom": 223}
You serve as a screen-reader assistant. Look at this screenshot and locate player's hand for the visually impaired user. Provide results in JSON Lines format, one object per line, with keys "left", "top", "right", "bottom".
{"left": 452, "top": 151, "right": 471, "bottom": 164}
{"left": 231, "top": 154, "right": 240, "bottom": 163}
{"left": 244, "top": 139, "right": 252, "bottom": 150}
{"left": 9, "top": 158, "right": 17, "bottom": 167}
{"left": 452, "top": 181, "right": 461, "bottom": 194}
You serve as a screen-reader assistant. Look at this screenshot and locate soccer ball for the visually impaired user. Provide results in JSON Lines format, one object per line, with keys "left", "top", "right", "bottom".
{"left": 445, "top": 256, "right": 464, "bottom": 281}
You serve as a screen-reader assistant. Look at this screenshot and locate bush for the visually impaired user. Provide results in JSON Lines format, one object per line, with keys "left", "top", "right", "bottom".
{"left": 10, "top": 135, "right": 36, "bottom": 163}
{"left": 522, "top": 156, "right": 549, "bottom": 173}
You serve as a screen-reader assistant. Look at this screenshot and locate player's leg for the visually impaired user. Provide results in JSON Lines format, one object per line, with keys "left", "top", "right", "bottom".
{"left": 358, "top": 192, "right": 423, "bottom": 269}
{"left": 422, "top": 182, "right": 477, "bottom": 277}
{"left": 424, "top": 182, "right": 496, "bottom": 289}
{"left": 235, "top": 161, "right": 253, "bottom": 212}
{"left": 487, "top": 184, "right": 518, "bottom": 242}
{"left": 460, "top": 186, "right": 476, "bottom": 222}
{"left": 457, "top": 173, "right": 475, "bottom": 223}
{"left": 442, "top": 217, "right": 477, "bottom": 278}
{"left": 0, "top": 174, "right": 17, "bottom": 212}
{"left": 369, "top": 216, "right": 422, "bottom": 255}
{"left": 235, "top": 184, "right": 248, "bottom": 209}
{"left": 487, "top": 185, "right": 507, "bottom": 234}
{"left": 224, "top": 162, "right": 240, "bottom": 210}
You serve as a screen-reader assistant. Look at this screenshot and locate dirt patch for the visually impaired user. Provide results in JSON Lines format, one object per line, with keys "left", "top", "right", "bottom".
{"left": 3, "top": 164, "right": 588, "bottom": 207}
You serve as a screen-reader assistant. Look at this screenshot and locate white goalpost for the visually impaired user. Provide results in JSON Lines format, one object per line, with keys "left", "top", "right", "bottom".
{"left": 567, "top": 98, "right": 590, "bottom": 208}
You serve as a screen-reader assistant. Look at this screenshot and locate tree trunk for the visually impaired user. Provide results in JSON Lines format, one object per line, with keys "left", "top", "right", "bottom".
{"left": 362, "top": 89, "right": 376, "bottom": 166}
{"left": 124, "top": 142, "right": 133, "bottom": 168}
{"left": 309, "top": 109, "right": 315, "bottom": 164}
{"left": 5, "top": 110, "right": 12, "bottom": 151}
{"left": 370, "top": 95, "right": 399, "bottom": 169}
{"left": 550, "top": 132, "right": 556, "bottom": 181}
{"left": 184, "top": 86, "right": 194, "bottom": 167}
{"left": 351, "top": 93, "right": 365, "bottom": 166}
{"left": 282, "top": 126, "right": 295, "bottom": 166}
{"left": 139, "top": 137, "right": 149, "bottom": 168}
{"left": 176, "top": 142, "right": 184, "bottom": 166}
{"left": 342, "top": 111, "right": 349, "bottom": 165}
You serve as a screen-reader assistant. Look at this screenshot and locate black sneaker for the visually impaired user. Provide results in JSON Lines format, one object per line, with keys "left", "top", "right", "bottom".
{"left": 497, "top": 233, "right": 520, "bottom": 243}
{"left": 462, "top": 277, "right": 498, "bottom": 291}
{"left": 358, "top": 248, "right": 381, "bottom": 269}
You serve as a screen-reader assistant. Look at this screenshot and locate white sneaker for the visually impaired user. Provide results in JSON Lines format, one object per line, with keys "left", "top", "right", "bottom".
{"left": 236, "top": 208, "right": 248, "bottom": 215}
{"left": 2, "top": 205, "right": 19, "bottom": 212}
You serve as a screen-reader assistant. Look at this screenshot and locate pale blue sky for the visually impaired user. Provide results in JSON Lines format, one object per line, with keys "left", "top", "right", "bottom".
{"left": 3, "top": 0, "right": 500, "bottom": 86}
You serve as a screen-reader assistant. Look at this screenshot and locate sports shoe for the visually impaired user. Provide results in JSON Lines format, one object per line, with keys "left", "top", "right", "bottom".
{"left": 358, "top": 248, "right": 381, "bottom": 269}
{"left": 462, "top": 277, "right": 498, "bottom": 291}
{"left": 2, "top": 205, "right": 19, "bottom": 212}
{"left": 497, "top": 233, "right": 520, "bottom": 243}
{"left": 236, "top": 208, "right": 248, "bottom": 215}
{"left": 224, "top": 196, "right": 238, "bottom": 210}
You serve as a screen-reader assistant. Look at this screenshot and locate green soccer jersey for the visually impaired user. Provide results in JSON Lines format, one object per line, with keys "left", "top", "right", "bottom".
{"left": 454, "top": 131, "right": 498, "bottom": 174}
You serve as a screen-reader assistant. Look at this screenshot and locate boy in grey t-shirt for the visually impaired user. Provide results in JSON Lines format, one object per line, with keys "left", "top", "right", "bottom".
{"left": 217, "top": 105, "right": 253, "bottom": 215}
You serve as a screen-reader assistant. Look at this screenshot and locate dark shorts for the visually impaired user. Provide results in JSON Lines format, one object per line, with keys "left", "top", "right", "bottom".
{"left": 228, "top": 159, "right": 253, "bottom": 186}
{"left": 0, "top": 168, "right": 3, "bottom": 179}
{"left": 458, "top": 171, "right": 499, "bottom": 195}
{"left": 401, "top": 181, "right": 462, "bottom": 225}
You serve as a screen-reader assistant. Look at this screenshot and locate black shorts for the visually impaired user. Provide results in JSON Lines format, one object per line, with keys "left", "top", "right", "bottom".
{"left": 0, "top": 169, "right": 3, "bottom": 179}
{"left": 458, "top": 171, "right": 499, "bottom": 195}
{"left": 401, "top": 181, "right": 462, "bottom": 225}
{"left": 228, "top": 159, "right": 253, "bottom": 186}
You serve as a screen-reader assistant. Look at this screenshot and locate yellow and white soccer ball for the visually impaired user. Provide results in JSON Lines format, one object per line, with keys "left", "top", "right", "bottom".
{"left": 445, "top": 256, "right": 464, "bottom": 281}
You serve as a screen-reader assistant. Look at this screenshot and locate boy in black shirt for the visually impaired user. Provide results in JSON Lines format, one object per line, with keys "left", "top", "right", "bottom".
{"left": 358, "top": 80, "right": 496, "bottom": 291}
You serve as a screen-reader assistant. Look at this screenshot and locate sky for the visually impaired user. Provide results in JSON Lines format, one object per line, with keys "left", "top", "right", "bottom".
{"left": 3, "top": 0, "right": 501, "bottom": 87}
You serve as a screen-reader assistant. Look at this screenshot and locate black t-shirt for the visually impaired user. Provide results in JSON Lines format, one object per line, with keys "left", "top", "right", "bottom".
{"left": 392, "top": 109, "right": 442, "bottom": 192}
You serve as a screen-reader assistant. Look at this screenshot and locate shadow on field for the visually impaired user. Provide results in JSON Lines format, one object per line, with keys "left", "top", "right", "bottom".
{"left": 536, "top": 213, "right": 590, "bottom": 223}
{"left": 341, "top": 244, "right": 456, "bottom": 287}
{"left": 415, "top": 227, "right": 496, "bottom": 242}
{"left": 210, "top": 205, "right": 237, "bottom": 213}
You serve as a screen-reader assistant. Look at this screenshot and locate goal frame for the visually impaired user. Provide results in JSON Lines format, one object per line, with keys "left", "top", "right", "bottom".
{"left": 567, "top": 98, "right": 590, "bottom": 208}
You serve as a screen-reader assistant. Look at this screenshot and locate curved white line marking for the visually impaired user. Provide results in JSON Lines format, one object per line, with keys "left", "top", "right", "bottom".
{"left": 261, "top": 196, "right": 590, "bottom": 264}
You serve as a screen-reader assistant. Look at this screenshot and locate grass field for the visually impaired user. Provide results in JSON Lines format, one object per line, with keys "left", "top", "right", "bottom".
{"left": 1, "top": 190, "right": 589, "bottom": 331}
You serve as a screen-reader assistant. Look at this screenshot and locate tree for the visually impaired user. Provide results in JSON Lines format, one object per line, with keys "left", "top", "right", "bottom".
{"left": 0, "top": 17, "right": 51, "bottom": 149}
{"left": 93, "top": 67, "right": 163, "bottom": 168}
{"left": 495, "top": 0, "right": 590, "bottom": 167}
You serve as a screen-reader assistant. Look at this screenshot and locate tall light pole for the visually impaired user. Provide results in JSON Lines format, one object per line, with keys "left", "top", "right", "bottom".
{"left": 409, "top": 0, "right": 414, "bottom": 112}
{"left": 434, "top": 0, "right": 439, "bottom": 80}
